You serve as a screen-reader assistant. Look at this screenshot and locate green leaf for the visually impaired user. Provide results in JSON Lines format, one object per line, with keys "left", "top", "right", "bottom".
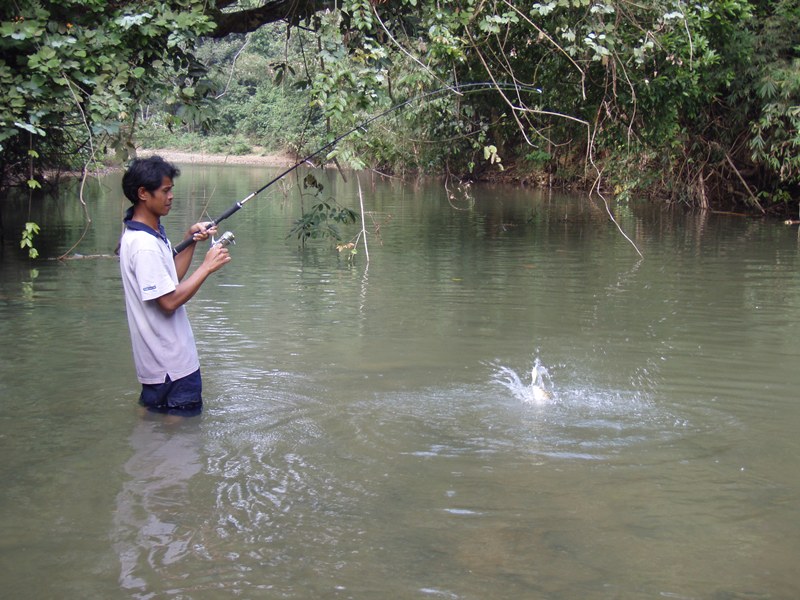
{"left": 14, "top": 122, "right": 46, "bottom": 136}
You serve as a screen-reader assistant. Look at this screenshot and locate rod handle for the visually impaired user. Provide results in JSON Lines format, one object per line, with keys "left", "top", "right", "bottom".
{"left": 172, "top": 236, "right": 195, "bottom": 256}
{"left": 216, "top": 202, "right": 243, "bottom": 222}
{"left": 172, "top": 203, "right": 243, "bottom": 256}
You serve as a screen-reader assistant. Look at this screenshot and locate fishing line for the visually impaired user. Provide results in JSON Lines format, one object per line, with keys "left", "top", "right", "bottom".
{"left": 172, "top": 81, "right": 542, "bottom": 255}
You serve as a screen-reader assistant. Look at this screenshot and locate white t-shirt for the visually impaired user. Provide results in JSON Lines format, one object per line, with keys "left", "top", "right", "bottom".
{"left": 119, "top": 222, "right": 200, "bottom": 384}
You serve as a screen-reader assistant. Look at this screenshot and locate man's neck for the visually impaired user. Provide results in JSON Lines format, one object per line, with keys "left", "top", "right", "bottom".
{"left": 131, "top": 205, "right": 160, "bottom": 231}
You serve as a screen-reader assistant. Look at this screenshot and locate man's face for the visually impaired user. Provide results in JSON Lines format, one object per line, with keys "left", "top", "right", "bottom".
{"left": 138, "top": 176, "right": 174, "bottom": 217}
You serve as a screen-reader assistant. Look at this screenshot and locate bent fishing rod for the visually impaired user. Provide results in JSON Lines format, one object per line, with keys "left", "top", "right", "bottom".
{"left": 172, "top": 81, "right": 542, "bottom": 256}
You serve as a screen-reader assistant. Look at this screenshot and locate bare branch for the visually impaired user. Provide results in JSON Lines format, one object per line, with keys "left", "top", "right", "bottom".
{"left": 215, "top": 33, "right": 252, "bottom": 99}
{"left": 499, "top": 0, "right": 586, "bottom": 100}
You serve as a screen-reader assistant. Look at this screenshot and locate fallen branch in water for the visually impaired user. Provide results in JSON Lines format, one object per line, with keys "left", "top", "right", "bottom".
{"left": 725, "top": 154, "right": 764, "bottom": 214}
{"left": 52, "top": 253, "right": 116, "bottom": 261}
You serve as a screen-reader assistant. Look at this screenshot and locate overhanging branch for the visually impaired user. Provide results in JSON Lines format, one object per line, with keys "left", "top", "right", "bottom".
{"left": 207, "top": 0, "right": 336, "bottom": 37}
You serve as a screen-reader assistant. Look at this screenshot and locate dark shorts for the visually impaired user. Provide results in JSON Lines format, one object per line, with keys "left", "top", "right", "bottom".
{"left": 140, "top": 369, "right": 203, "bottom": 416}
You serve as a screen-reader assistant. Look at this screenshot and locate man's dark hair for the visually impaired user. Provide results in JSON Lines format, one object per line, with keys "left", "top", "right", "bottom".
{"left": 122, "top": 155, "right": 180, "bottom": 204}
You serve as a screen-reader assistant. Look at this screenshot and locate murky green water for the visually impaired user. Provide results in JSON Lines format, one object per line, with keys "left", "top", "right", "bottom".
{"left": 1, "top": 165, "right": 799, "bottom": 599}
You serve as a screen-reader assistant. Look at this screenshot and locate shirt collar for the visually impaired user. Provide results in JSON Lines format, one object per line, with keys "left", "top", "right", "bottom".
{"left": 124, "top": 206, "right": 169, "bottom": 246}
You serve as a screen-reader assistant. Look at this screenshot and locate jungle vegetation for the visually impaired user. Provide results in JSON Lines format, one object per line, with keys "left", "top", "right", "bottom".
{"left": 1, "top": 0, "right": 799, "bottom": 250}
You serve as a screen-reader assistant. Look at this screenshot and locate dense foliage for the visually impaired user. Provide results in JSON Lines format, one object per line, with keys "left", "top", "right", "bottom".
{"left": 311, "top": 0, "right": 800, "bottom": 210}
{"left": 2, "top": 0, "right": 799, "bottom": 243}
{"left": 0, "top": 0, "right": 216, "bottom": 184}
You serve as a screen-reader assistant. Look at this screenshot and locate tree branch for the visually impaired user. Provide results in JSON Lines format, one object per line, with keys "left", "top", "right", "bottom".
{"left": 207, "top": 0, "right": 336, "bottom": 37}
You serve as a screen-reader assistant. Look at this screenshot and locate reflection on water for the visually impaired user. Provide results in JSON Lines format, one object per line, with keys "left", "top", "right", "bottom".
{"left": 2, "top": 166, "right": 800, "bottom": 598}
{"left": 114, "top": 414, "right": 204, "bottom": 596}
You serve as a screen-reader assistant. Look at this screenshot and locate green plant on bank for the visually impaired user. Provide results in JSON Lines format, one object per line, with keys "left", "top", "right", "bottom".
{"left": 199, "top": 135, "right": 251, "bottom": 155}
{"left": 134, "top": 25, "right": 327, "bottom": 157}
{"left": 130, "top": 123, "right": 254, "bottom": 156}
{"left": 745, "top": 0, "right": 800, "bottom": 193}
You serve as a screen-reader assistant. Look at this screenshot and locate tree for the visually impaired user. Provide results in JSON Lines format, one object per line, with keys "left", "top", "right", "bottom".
{"left": 313, "top": 0, "right": 798, "bottom": 210}
{"left": 0, "top": 1, "right": 219, "bottom": 186}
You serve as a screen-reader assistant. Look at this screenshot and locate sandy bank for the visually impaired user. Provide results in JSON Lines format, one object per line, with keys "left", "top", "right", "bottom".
{"left": 137, "top": 148, "right": 297, "bottom": 167}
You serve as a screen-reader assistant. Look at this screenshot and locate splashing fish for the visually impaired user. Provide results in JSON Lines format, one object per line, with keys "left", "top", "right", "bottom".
{"left": 530, "top": 364, "right": 552, "bottom": 404}
{"left": 492, "top": 359, "right": 553, "bottom": 405}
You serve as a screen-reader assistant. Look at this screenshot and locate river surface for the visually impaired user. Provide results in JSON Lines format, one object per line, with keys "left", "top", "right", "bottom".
{"left": 1, "top": 164, "right": 799, "bottom": 599}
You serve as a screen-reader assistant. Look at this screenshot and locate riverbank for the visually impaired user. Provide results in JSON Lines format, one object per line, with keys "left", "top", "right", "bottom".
{"left": 125, "top": 150, "right": 790, "bottom": 219}
{"left": 137, "top": 148, "right": 297, "bottom": 168}
{"left": 136, "top": 147, "right": 547, "bottom": 187}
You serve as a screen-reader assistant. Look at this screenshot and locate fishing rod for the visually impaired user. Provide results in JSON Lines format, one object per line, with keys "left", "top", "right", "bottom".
{"left": 172, "top": 81, "right": 542, "bottom": 256}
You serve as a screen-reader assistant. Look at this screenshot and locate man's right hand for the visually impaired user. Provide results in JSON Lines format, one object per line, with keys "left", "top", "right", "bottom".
{"left": 203, "top": 244, "right": 231, "bottom": 273}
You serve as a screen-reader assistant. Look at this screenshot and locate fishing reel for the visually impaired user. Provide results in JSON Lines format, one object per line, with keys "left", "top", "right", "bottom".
{"left": 211, "top": 231, "right": 235, "bottom": 248}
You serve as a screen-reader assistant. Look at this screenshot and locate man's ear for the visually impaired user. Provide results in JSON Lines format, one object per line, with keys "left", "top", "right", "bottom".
{"left": 137, "top": 186, "right": 149, "bottom": 202}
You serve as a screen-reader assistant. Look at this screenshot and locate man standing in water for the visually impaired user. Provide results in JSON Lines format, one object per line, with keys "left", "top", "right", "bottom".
{"left": 119, "top": 155, "right": 231, "bottom": 415}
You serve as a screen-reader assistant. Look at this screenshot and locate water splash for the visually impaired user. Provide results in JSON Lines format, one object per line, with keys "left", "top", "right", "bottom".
{"left": 493, "top": 358, "right": 554, "bottom": 405}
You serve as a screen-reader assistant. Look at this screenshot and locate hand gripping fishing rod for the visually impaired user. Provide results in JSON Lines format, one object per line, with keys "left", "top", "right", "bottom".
{"left": 172, "top": 82, "right": 541, "bottom": 256}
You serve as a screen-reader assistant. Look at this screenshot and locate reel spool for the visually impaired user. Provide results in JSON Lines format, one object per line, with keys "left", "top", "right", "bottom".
{"left": 212, "top": 231, "right": 235, "bottom": 248}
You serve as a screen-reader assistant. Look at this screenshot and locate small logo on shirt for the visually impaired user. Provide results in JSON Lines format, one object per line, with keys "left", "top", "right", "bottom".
{"left": 143, "top": 285, "right": 156, "bottom": 292}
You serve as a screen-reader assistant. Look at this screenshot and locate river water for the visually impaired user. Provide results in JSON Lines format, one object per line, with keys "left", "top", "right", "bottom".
{"left": 1, "top": 164, "right": 799, "bottom": 599}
